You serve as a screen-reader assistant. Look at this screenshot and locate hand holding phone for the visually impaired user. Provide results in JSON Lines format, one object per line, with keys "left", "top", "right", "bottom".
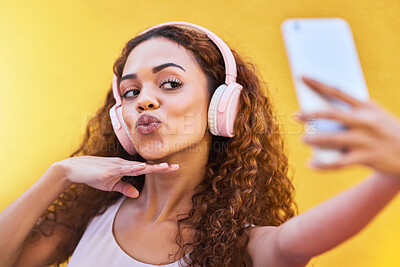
{"left": 281, "top": 18, "right": 369, "bottom": 164}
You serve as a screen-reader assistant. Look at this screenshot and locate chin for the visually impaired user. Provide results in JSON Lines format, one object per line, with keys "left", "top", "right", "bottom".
{"left": 139, "top": 153, "right": 168, "bottom": 161}
{"left": 134, "top": 143, "right": 171, "bottom": 160}
{"left": 134, "top": 137, "right": 208, "bottom": 160}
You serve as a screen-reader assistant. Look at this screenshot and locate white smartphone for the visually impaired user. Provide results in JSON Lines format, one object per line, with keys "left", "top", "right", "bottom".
{"left": 281, "top": 17, "right": 369, "bottom": 164}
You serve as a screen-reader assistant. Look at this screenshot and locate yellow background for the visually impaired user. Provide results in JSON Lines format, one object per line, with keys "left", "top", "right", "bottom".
{"left": 1, "top": 0, "right": 400, "bottom": 266}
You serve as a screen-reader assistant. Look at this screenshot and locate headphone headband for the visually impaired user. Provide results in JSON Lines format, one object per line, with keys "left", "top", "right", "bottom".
{"left": 138, "top": 21, "right": 238, "bottom": 85}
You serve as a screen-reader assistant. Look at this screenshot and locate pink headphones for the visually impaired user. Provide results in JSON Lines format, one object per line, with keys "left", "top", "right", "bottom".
{"left": 109, "top": 21, "right": 243, "bottom": 155}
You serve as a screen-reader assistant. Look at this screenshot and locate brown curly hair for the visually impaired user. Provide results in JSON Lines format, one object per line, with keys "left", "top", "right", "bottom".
{"left": 26, "top": 25, "right": 297, "bottom": 266}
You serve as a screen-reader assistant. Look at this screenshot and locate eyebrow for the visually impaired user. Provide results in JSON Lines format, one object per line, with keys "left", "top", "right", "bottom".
{"left": 119, "top": 62, "right": 186, "bottom": 87}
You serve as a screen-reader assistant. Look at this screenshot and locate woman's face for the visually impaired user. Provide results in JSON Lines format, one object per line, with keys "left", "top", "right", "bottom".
{"left": 119, "top": 37, "right": 211, "bottom": 160}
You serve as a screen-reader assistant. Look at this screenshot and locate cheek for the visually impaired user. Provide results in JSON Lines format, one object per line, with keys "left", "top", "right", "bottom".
{"left": 121, "top": 102, "right": 137, "bottom": 130}
{"left": 164, "top": 96, "right": 209, "bottom": 136}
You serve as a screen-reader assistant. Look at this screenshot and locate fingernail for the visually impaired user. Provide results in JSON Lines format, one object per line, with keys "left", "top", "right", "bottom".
{"left": 138, "top": 163, "right": 146, "bottom": 167}
{"left": 171, "top": 164, "right": 179, "bottom": 168}
{"left": 159, "top": 163, "right": 168, "bottom": 167}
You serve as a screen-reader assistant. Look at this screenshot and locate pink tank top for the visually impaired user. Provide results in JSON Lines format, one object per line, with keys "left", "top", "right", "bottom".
{"left": 67, "top": 196, "right": 189, "bottom": 267}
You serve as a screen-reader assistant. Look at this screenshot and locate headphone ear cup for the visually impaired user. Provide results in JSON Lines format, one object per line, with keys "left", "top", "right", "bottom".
{"left": 109, "top": 105, "right": 137, "bottom": 155}
{"left": 208, "top": 84, "right": 227, "bottom": 136}
{"left": 208, "top": 83, "right": 243, "bottom": 137}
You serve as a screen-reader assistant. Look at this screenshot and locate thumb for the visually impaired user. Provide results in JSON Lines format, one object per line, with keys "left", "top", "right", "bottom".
{"left": 112, "top": 180, "right": 139, "bottom": 198}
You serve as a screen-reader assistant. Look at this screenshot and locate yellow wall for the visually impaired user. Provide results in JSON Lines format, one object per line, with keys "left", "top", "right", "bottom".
{"left": 1, "top": 0, "right": 400, "bottom": 266}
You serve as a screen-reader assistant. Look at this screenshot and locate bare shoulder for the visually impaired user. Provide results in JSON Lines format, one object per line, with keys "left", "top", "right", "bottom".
{"left": 246, "top": 225, "right": 278, "bottom": 252}
{"left": 246, "top": 225, "right": 309, "bottom": 267}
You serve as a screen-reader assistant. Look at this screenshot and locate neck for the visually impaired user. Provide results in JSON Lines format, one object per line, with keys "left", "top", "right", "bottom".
{"left": 135, "top": 137, "right": 211, "bottom": 223}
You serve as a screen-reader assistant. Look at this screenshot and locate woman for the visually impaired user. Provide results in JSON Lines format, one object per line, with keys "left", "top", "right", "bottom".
{"left": 2, "top": 22, "right": 400, "bottom": 267}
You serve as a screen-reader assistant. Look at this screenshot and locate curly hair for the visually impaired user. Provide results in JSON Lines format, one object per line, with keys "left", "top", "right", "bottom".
{"left": 26, "top": 25, "right": 297, "bottom": 267}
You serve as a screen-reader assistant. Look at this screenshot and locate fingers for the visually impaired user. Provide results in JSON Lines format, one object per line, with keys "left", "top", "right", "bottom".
{"left": 302, "top": 76, "right": 365, "bottom": 108}
{"left": 295, "top": 108, "right": 379, "bottom": 132}
{"left": 112, "top": 180, "right": 139, "bottom": 198}
{"left": 302, "top": 131, "right": 371, "bottom": 149}
{"left": 296, "top": 109, "right": 353, "bottom": 126}
{"left": 135, "top": 163, "right": 180, "bottom": 175}
{"left": 158, "top": 164, "right": 180, "bottom": 173}
{"left": 308, "top": 150, "right": 369, "bottom": 170}
{"left": 118, "top": 162, "right": 180, "bottom": 176}
{"left": 298, "top": 128, "right": 373, "bottom": 170}
{"left": 113, "top": 164, "right": 148, "bottom": 177}
{"left": 99, "top": 162, "right": 180, "bottom": 182}
{"left": 107, "top": 162, "right": 180, "bottom": 198}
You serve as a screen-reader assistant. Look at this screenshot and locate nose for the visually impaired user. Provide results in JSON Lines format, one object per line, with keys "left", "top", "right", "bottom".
{"left": 135, "top": 89, "right": 160, "bottom": 112}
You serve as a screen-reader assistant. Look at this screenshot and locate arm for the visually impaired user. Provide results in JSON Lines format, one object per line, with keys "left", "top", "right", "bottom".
{"left": 249, "top": 77, "right": 400, "bottom": 266}
{"left": 0, "top": 157, "right": 178, "bottom": 267}
{"left": 248, "top": 171, "right": 400, "bottom": 267}
{"left": 0, "top": 163, "right": 73, "bottom": 267}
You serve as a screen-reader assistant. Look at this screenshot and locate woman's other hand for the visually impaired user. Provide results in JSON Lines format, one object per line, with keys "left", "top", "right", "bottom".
{"left": 295, "top": 76, "right": 400, "bottom": 177}
{"left": 53, "top": 156, "right": 179, "bottom": 198}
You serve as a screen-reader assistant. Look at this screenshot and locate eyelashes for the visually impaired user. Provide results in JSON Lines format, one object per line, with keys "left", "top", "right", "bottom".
{"left": 159, "top": 78, "right": 183, "bottom": 89}
{"left": 121, "top": 88, "right": 140, "bottom": 99}
{"left": 121, "top": 78, "right": 183, "bottom": 99}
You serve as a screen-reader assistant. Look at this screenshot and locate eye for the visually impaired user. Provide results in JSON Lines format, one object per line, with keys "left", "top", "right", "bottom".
{"left": 159, "top": 78, "right": 183, "bottom": 89}
{"left": 121, "top": 88, "right": 140, "bottom": 99}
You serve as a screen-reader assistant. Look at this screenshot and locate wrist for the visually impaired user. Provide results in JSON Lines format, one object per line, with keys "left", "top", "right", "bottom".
{"left": 372, "top": 170, "right": 400, "bottom": 187}
{"left": 49, "top": 162, "right": 75, "bottom": 189}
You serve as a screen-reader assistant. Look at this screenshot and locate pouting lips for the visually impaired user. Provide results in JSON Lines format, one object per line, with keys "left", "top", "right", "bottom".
{"left": 136, "top": 114, "right": 161, "bottom": 128}
{"left": 136, "top": 114, "right": 161, "bottom": 135}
